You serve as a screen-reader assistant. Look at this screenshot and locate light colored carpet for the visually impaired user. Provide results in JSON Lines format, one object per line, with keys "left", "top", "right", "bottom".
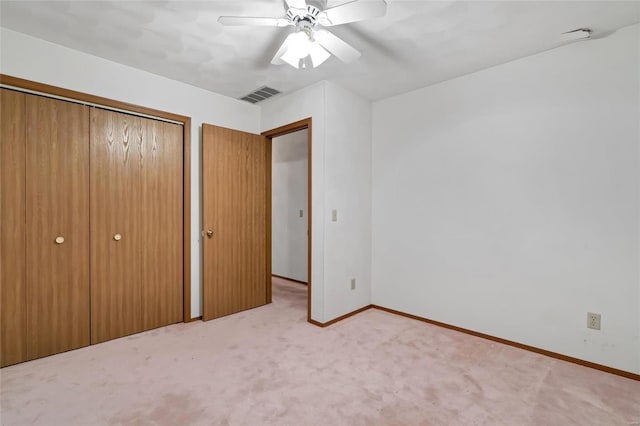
{"left": 1, "top": 276, "right": 638, "bottom": 425}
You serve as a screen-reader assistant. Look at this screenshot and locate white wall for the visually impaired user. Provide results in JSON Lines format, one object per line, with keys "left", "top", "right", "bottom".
{"left": 261, "top": 81, "right": 372, "bottom": 322}
{"left": 323, "top": 81, "right": 372, "bottom": 320}
{"left": 272, "top": 130, "right": 308, "bottom": 282}
{"left": 0, "top": 28, "right": 261, "bottom": 319}
{"left": 372, "top": 24, "right": 640, "bottom": 373}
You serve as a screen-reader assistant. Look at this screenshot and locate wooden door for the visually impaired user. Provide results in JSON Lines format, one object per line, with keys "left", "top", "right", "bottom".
{"left": 25, "top": 95, "right": 90, "bottom": 359}
{"left": 141, "top": 120, "right": 183, "bottom": 330}
{"left": 90, "top": 108, "right": 143, "bottom": 343}
{"left": 0, "top": 89, "right": 27, "bottom": 367}
{"left": 91, "top": 109, "right": 183, "bottom": 343}
{"left": 202, "top": 124, "right": 269, "bottom": 320}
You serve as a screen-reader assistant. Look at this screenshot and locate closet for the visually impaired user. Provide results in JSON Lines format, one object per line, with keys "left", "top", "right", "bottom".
{"left": 0, "top": 88, "right": 183, "bottom": 367}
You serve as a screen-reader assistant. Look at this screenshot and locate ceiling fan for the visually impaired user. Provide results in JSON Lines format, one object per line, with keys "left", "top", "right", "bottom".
{"left": 218, "top": 0, "right": 387, "bottom": 69}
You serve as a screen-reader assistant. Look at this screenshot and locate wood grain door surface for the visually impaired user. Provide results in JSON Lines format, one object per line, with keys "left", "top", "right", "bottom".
{"left": 202, "top": 124, "right": 269, "bottom": 321}
{"left": 1, "top": 91, "right": 184, "bottom": 364}
{"left": 90, "top": 108, "right": 183, "bottom": 343}
{"left": 90, "top": 108, "right": 143, "bottom": 343}
{"left": 25, "top": 94, "right": 91, "bottom": 360}
{"left": 141, "top": 120, "right": 183, "bottom": 331}
{"left": 0, "top": 89, "right": 27, "bottom": 366}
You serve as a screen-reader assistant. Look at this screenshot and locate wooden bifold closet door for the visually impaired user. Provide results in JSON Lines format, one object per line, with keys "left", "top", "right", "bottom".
{"left": 1, "top": 88, "right": 184, "bottom": 367}
{"left": 1, "top": 89, "right": 28, "bottom": 366}
{"left": 1, "top": 89, "right": 90, "bottom": 366}
{"left": 90, "top": 108, "right": 183, "bottom": 344}
{"left": 25, "top": 95, "right": 90, "bottom": 360}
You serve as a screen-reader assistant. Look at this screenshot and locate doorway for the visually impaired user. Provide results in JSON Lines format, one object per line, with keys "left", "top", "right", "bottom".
{"left": 271, "top": 128, "right": 308, "bottom": 284}
{"left": 263, "top": 119, "right": 312, "bottom": 322}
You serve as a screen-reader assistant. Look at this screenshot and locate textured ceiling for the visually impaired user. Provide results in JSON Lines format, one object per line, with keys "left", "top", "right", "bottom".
{"left": 1, "top": 1, "right": 638, "bottom": 101}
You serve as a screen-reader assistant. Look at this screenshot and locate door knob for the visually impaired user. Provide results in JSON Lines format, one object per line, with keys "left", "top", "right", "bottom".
{"left": 113, "top": 233, "right": 122, "bottom": 241}
{"left": 55, "top": 236, "right": 65, "bottom": 244}
{"left": 206, "top": 229, "right": 214, "bottom": 238}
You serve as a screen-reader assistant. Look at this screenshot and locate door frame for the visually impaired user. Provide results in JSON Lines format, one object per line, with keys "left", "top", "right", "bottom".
{"left": 0, "top": 74, "right": 193, "bottom": 323}
{"left": 262, "top": 118, "right": 312, "bottom": 322}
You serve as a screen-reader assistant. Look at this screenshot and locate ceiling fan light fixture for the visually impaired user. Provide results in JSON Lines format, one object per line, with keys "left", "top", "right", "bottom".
{"left": 280, "top": 34, "right": 307, "bottom": 68}
{"left": 308, "top": 41, "right": 330, "bottom": 67}
{"left": 281, "top": 49, "right": 302, "bottom": 68}
{"left": 288, "top": 30, "right": 313, "bottom": 58}
{"left": 280, "top": 29, "right": 328, "bottom": 69}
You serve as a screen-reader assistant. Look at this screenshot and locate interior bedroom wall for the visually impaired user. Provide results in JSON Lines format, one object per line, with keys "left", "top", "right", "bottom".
{"left": 0, "top": 28, "right": 261, "bottom": 319}
{"left": 323, "top": 81, "right": 372, "bottom": 320}
{"left": 371, "top": 23, "right": 640, "bottom": 373}
{"left": 261, "top": 80, "right": 372, "bottom": 323}
{"left": 272, "top": 129, "right": 308, "bottom": 283}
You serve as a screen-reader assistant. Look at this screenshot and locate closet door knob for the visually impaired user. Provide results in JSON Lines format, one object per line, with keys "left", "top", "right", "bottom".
{"left": 206, "top": 229, "right": 214, "bottom": 238}
{"left": 113, "top": 233, "right": 122, "bottom": 241}
{"left": 55, "top": 236, "right": 65, "bottom": 244}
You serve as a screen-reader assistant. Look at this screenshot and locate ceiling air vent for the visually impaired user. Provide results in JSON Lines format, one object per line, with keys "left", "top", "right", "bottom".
{"left": 240, "top": 86, "right": 281, "bottom": 104}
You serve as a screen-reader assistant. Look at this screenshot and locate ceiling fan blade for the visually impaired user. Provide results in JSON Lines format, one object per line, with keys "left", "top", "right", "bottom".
{"left": 285, "top": 0, "right": 307, "bottom": 9}
{"left": 318, "top": 0, "right": 387, "bottom": 26}
{"left": 218, "top": 16, "right": 291, "bottom": 27}
{"left": 314, "top": 29, "right": 361, "bottom": 63}
{"left": 271, "top": 33, "right": 296, "bottom": 65}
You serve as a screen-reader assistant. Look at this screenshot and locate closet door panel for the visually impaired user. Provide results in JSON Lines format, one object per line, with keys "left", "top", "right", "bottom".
{"left": 0, "top": 89, "right": 27, "bottom": 367}
{"left": 141, "top": 121, "right": 183, "bottom": 330}
{"left": 25, "top": 95, "right": 90, "bottom": 359}
{"left": 90, "top": 108, "right": 142, "bottom": 344}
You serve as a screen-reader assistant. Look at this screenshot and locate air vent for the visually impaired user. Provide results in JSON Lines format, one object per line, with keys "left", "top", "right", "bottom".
{"left": 240, "top": 86, "right": 281, "bottom": 104}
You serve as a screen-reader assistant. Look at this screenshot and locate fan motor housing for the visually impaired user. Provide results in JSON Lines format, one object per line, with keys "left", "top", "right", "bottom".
{"left": 286, "top": 0, "right": 324, "bottom": 26}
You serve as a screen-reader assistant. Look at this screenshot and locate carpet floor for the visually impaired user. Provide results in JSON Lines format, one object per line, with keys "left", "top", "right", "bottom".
{"left": 1, "top": 276, "right": 638, "bottom": 425}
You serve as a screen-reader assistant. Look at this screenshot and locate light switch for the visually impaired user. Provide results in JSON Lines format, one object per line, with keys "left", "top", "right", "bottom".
{"left": 299, "top": 209, "right": 304, "bottom": 218}
{"left": 332, "top": 209, "right": 337, "bottom": 222}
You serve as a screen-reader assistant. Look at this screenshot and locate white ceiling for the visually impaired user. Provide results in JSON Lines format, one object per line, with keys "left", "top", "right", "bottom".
{"left": 1, "top": 1, "right": 638, "bottom": 101}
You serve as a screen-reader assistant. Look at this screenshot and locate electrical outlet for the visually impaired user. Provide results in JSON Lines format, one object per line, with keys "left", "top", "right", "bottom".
{"left": 587, "top": 312, "right": 601, "bottom": 330}
{"left": 350, "top": 278, "right": 356, "bottom": 290}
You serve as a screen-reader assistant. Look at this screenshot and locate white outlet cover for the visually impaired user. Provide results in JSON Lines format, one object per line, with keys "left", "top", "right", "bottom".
{"left": 587, "top": 312, "right": 601, "bottom": 330}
